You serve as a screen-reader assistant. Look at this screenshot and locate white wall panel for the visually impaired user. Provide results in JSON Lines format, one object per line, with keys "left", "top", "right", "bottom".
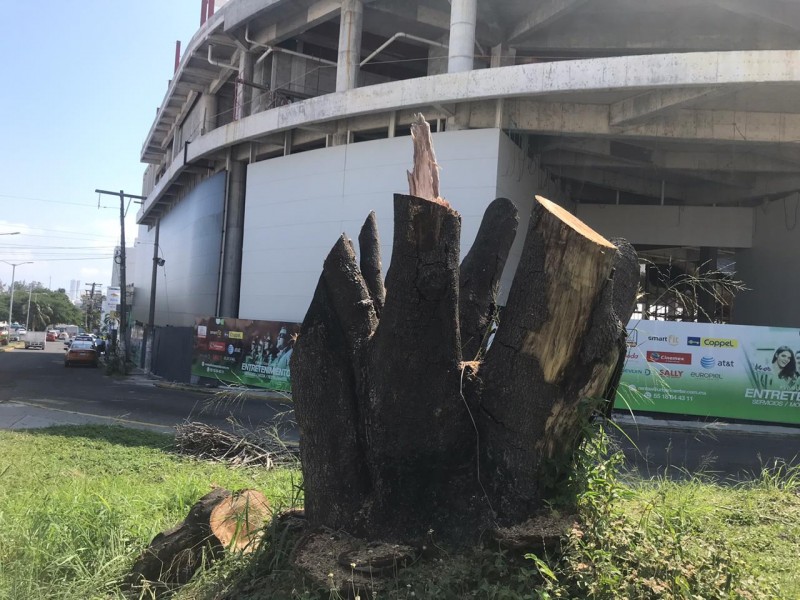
{"left": 494, "top": 133, "right": 544, "bottom": 305}
{"left": 131, "top": 173, "right": 225, "bottom": 327}
{"left": 240, "top": 129, "right": 503, "bottom": 322}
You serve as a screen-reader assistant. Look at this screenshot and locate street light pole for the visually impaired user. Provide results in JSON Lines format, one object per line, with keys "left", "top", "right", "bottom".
{"left": 3, "top": 261, "right": 33, "bottom": 326}
{"left": 26, "top": 283, "right": 33, "bottom": 329}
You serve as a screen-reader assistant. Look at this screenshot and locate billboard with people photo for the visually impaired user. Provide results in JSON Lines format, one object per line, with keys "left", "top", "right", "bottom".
{"left": 191, "top": 316, "right": 300, "bottom": 392}
{"left": 615, "top": 320, "right": 800, "bottom": 425}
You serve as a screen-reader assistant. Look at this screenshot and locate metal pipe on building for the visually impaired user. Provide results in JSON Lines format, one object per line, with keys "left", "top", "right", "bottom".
{"left": 142, "top": 221, "right": 161, "bottom": 371}
{"left": 245, "top": 27, "right": 336, "bottom": 66}
{"left": 207, "top": 45, "right": 230, "bottom": 68}
{"left": 174, "top": 40, "right": 181, "bottom": 74}
{"left": 218, "top": 160, "right": 246, "bottom": 318}
{"left": 360, "top": 32, "right": 449, "bottom": 67}
{"left": 336, "top": 0, "right": 364, "bottom": 92}
{"left": 448, "top": 0, "right": 477, "bottom": 73}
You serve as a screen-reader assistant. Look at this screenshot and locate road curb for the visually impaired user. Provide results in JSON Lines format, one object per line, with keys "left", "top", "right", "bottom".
{"left": 152, "top": 380, "right": 292, "bottom": 404}
{"left": 613, "top": 413, "right": 800, "bottom": 438}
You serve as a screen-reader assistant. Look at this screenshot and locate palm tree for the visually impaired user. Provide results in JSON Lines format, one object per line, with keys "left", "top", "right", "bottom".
{"left": 27, "top": 296, "right": 53, "bottom": 331}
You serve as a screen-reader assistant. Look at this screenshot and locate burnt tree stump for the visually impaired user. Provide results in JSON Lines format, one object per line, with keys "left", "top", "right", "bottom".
{"left": 290, "top": 115, "right": 638, "bottom": 544}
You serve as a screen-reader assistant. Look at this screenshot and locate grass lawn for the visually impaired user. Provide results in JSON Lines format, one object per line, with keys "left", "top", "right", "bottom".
{"left": 0, "top": 425, "right": 797, "bottom": 599}
{"left": 0, "top": 425, "right": 299, "bottom": 600}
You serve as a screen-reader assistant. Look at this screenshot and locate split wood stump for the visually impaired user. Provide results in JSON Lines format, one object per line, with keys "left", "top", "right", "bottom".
{"left": 290, "top": 115, "right": 638, "bottom": 547}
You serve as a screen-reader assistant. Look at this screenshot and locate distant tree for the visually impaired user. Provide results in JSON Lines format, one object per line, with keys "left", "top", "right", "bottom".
{"left": 45, "top": 290, "right": 84, "bottom": 327}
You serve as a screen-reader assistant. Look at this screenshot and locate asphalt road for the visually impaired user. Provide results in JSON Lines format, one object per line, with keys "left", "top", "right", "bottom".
{"left": 0, "top": 343, "right": 296, "bottom": 438}
{"left": 2, "top": 343, "right": 799, "bottom": 480}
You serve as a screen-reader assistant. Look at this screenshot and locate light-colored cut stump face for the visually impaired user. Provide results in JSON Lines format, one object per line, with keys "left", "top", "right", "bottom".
{"left": 209, "top": 490, "right": 270, "bottom": 553}
{"left": 534, "top": 196, "right": 615, "bottom": 249}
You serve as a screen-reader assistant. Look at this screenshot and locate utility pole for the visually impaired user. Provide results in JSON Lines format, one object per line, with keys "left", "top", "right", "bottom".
{"left": 85, "top": 282, "right": 100, "bottom": 331}
{"left": 95, "top": 189, "right": 145, "bottom": 365}
{"left": 25, "top": 283, "right": 33, "bottom": 330}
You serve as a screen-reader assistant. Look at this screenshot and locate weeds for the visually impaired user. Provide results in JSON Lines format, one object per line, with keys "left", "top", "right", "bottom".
{"left": 529, "top": 428, "right": 785, "bottom": 599}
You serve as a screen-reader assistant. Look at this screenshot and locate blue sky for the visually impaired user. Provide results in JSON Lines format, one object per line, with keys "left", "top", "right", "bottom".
{"left": 0, "top": 0, "right": 201, "bottom": 297}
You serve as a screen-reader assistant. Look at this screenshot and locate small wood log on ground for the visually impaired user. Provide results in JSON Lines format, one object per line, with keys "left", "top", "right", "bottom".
{"left": 290, "top": 113, "right": 639, "bottom": 552}
{"left": 125, "top": 488, "right": 270, "bottom": 597}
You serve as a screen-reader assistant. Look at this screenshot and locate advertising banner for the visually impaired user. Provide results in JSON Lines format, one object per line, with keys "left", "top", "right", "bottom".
{"left": 106, "top": 287, "right": 121, "bottom": 310}
{"left": 191, "top": 316, "right": 300, "bottom": 393}
{"left": 615, "top": 320, "right": 800, "bottom": 425}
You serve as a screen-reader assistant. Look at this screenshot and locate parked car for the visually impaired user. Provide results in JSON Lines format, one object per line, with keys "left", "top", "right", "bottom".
{"left": 46, "top": 331, "right": 58, "bottom": 342}
{"left": 64, "top": 340, "right": 99, "bottom": 368}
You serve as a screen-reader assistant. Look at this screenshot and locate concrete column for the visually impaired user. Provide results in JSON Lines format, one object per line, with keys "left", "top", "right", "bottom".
{"left": 697, "top": 247, "right": 719, "bottom": 323}
{"left": 336, "top": 0, "right": 364, "bottom": 92}
{"left": 427, "top": 35, "right": 449, "bottom": 76}
{"left": 218, "top": 160, "right": 246, "bottom": 318}
{"left": 448, "top": 0, "right": 477, "bottom": 73}
{"left": 491, "top": 43, "right": 516, "bottom": 68}
{"left": 236, "top": 51, "right": 255, "bottom": 119}
{"left": 203, "top": 93, "right": 217, "bottom": 134}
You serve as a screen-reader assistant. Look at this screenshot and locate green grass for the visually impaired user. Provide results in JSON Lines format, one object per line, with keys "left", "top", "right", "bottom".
{"left": 0, "top": 425, "right": 300, "bottom": 600}
{"left": 1, "top": 425, "right": 798, "bottom": 599}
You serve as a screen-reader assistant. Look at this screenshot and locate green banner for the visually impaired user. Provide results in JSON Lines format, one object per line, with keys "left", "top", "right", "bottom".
{"left": 191, "top": 317, "right": 300, "bottom": 393}
{"left": 614, "top": 320, "right": 800, "bottom": 425}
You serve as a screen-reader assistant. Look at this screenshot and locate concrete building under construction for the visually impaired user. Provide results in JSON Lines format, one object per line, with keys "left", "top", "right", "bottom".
{"left": 130, "top": 0, "right": 800, "bottom": 331}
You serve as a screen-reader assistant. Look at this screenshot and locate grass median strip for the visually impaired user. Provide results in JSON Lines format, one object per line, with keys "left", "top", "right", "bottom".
{"left": 0, "top": 424, "right": 798, "bottom": 599}
{"left": 0, "top": 425, "right": 299, "bottom": 600}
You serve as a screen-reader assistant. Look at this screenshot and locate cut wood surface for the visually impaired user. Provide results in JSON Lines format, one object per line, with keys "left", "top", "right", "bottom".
{"left": 209, "top": 489, "right": 270, "bottom": 553}
{"left": 126, "top": 488, "right": 269, "bottom": 597}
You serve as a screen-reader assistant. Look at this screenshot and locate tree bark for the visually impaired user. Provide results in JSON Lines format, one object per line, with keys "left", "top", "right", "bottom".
{"left": 459, "top": 197, "right": 518, "bottom": 360}
{"left": 290, "top": 117, "right": 639, "bottom": 543}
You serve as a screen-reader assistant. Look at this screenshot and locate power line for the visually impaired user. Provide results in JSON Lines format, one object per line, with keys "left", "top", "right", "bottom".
{"left": 0, "top": 193, "right": 115, "bottom": 209}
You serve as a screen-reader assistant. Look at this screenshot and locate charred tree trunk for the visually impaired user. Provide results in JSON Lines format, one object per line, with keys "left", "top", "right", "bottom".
{"left": 291, "top": 115, "right": 638, "bottom": 543}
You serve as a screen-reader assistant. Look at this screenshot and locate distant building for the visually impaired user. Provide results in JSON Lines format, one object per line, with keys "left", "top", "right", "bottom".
{"left": 130, "top": 0, "right": 800, "bottom": 329}
{"left": 68, "top": 280, "right": 81, "bottom": 304}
